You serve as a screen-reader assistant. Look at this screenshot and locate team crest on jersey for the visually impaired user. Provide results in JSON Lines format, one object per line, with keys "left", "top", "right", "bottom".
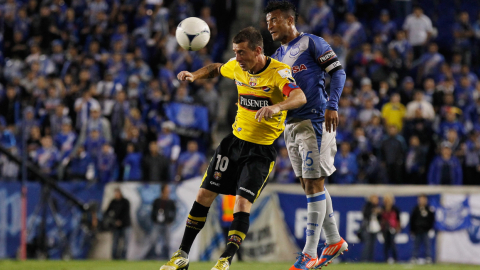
{"left": 289, "top": 43, "right": 301, "bottom": 57}
{"left": 214, "top": 171, "right": 222, "bottom": 180}
{"left": 262, "top": 86, "right": 271, "bottom": 92}
{"left": 249, "top": 77, "right": 258, "bottom": 86}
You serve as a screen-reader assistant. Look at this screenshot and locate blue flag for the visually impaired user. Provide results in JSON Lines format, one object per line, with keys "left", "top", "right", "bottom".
{"left": 165, "top": 102, "right": 209, "bottom": 134}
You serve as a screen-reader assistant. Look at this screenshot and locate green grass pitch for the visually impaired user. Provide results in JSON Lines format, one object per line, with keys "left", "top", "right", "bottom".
{"left": 0, "top": 261, "right": 479, "bottom": 270}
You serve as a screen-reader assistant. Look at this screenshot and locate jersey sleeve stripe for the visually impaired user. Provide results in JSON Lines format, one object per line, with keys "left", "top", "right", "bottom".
{"left": 282, "top": 83, "right": 300, "bottom": 97}
{"left": 325, "top": 61, "right": 342, "bottom": 73}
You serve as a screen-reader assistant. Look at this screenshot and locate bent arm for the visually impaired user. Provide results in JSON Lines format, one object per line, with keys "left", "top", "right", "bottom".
{"left": 192, "top": 63, "right": 223, "bottom": 80}
{"left": 277, "top": 88, "right": 307, "bottom": 111}
{"left": 254, "top": 88, "right": 306, "bottom": 122}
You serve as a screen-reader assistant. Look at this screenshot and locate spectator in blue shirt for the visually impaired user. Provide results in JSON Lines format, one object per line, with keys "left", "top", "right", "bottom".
{"left": 46, "top": 104, "right": 70, "bottom": 136}
{"left": 338, "top": 96, "right": 358, "bottom": 132}
{"left": 365, "top": 115, "right": 384, "bottom": 152}
{"left": 417, "top": 43, "right": 445, "bottom": 82}
{"left": 438, "top": 109, "right": 466, "bottom": 140}
{"left": 123, "top": 143, "right": 142, "bottom": 181}
{"left": 332, "top": 142, "right": 358, "bottom": 184}
{"left": 405, "top": 135, "right": 427, "bottom": 184}
{"left": 428, "top": 142, "right": 463, "bottom": 185}
{"left": 336, "top": 13, "right": 367, "bottom": 50}
{"left": 97, "top": 143, "right": 117, "bottom": 183}
{"left": 0, "top": 117, "right": 16, "bottom": 149}
{"left": 458, "top": 65, "right": 478, "bottom": 88}
{"left": 54, "top": 119, "right": 77, "bottom": 158}
{"left": 454, "top": 76, "right": 474, "bottom": 110}
{"left": 18, "top": 106, "right": 40, "bottom": 138}
{"left": 336, "top": 114, "right": 353, "bottom": 144}
{"left": 84, "top": 129, "right": 106, "bottom": 161}
{"left": 170, "top": 0, "right": 194, "bottom": 24}
{"left": 86, "top": 106, "right": 112, "bottom": 143}
{"left": 175, "top": 141, "right": 207, "bottom": 181}
{"left": 373, "top": 10, "right": 397, "bottom": 44}
{"left": 32, "top": 136, "right": 60, "bottom": 176}
{"left": 388, "top": 30, "right": 412, "bottom": 62}
{"left": 157, "top": 121, "right": 181, "bottom": 163}
{"left": 308, "top": 0, "right": 334, "bottom": 36}
{"left": 66, "top": 145, "right": 96, "bottom": 181}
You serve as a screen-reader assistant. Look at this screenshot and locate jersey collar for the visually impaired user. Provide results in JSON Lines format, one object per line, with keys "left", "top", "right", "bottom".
{"left": 248, "top": 56, "right": 271, "bottom": 75}
{"left": 281, "top": 32, "right": 305, "bottom": 50}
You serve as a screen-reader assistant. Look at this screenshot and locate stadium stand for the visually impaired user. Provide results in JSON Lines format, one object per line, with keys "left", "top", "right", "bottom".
{"left": 0, "top": 0, "right": 480, "bottom": 186}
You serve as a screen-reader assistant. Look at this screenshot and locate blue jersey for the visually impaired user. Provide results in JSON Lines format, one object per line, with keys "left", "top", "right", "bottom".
{"left": 272, "top": 33, "right": 345, "bottom": 122}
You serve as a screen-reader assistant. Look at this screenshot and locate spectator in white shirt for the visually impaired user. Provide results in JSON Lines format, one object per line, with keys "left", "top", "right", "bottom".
{"left": 403, "top": 6, "right": 434, "bottom": 60}
{"left": 405, "top": 91, "right": 435, "bottom": 120}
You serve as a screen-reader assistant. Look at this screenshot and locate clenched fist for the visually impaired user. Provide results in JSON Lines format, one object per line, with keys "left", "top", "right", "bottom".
{"left": 177, "top": 71, "right": 195, "bottom": 82}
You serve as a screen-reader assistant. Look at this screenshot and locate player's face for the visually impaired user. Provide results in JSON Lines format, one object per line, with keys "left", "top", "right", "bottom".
{"left": 233, "top": 42, "right": 258, "bottom": 71}
{"left": 266, "top": 10, "right": 289, "bottom": 42}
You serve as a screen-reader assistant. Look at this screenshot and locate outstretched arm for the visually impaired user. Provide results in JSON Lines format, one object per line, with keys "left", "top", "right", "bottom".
{"left": 177, "top": 63, "right": 223, "bottom": 82}
{"left": 255, "top": 88, "right": 307, "bottom": 122}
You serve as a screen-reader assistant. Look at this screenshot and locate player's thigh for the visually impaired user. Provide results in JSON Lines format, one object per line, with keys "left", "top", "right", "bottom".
{"left": 237, "top": 146, "right": 276, "bottom": 204}
{"left": 296, "top": 120, "right": 337, "bottom": 178}
{"left": 284, "top": 121, "right": 303, "bottom": 177}
{"left": 200, "top": 134, "right": 239, "bottom": 196}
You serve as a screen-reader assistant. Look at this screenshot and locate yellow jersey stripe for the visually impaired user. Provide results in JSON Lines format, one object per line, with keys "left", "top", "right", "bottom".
{"left": 255, "top": 161, "right": 275, "bottom": 202}
{"left": 228, "top": 230, "right": 247, "bottom": 240}
{"left": 188, "top": 214, "right": 207, "bottom": 222}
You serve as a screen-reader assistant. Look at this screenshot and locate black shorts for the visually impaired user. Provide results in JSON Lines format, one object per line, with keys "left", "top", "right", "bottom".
{"left": 200, "top": 133, "right": 277, "bottom": 203}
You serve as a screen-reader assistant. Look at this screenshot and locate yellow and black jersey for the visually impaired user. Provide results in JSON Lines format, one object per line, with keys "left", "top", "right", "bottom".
{"left": 220, "top": 56, "right": 300, "bottom": 145}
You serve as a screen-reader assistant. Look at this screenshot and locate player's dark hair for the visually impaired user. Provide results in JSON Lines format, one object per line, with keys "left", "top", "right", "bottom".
{"left": 263, "top": 0, "right": 298, "bottom": 23}
{"left": 233, "top": 27, "right": 263, "bottom": 52}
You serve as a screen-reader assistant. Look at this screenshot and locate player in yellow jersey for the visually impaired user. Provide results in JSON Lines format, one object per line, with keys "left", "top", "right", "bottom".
{"left": 160, "top": 27, "right": 306, "bottom": 270}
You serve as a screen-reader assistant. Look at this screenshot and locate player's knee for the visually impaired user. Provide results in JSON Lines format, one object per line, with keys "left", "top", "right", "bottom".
{"left": 234, "top": 196, "right": 252, "bottom": 213}
{"left": 304, "top": 177, "right": 325, "bottom": 194}
{"left": 196, "top": 188, "right": 218, "bottom": 207}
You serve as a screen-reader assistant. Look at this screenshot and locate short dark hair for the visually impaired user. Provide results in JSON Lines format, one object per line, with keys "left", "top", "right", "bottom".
{"left": 233, "top": 26, "right": 263, "bottom": 51}
{"left": 264, "top": 0, "right": 298, "bottom": 23}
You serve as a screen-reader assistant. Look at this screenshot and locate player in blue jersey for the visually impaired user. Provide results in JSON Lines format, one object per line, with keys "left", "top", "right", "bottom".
{"left": 264, "top": 1, "right": 348, "bottom": 269}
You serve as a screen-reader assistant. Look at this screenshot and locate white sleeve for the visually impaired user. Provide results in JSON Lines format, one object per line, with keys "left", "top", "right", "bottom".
{"left": 171, "top": 145, "right": 181, "bottom": 161}
{"left": 425, "top": 17, "right": 434, "bottom": 33}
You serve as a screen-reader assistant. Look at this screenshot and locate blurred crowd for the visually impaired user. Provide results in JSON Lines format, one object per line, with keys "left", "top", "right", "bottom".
{"left": 0, "top": 0, "right": 236, "bottom": 182}
{"left": 270, "top": 0, "right": 480, "bottom": 185}
{"left": 1, "top": 0, "right": 480, "bottom": 186}
{"left": 359, "top": 193, "right": 435, "bottom": 263}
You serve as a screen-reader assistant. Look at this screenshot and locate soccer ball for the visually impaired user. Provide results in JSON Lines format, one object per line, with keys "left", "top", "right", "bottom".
{"left": 176, "top": 17, "right": 211, "bottom": 51}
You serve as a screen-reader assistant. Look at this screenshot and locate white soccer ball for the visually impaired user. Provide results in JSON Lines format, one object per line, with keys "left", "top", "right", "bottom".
{"left": 176, "top": 17, "right": 211, "bottom": 51}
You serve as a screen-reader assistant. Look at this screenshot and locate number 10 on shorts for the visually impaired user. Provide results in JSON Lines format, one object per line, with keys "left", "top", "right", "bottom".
{"left": 215, "top": 155, "right": 229, "bottom": 172}
{"left": 302, "top": 151, "right": 313, "bottom": 167}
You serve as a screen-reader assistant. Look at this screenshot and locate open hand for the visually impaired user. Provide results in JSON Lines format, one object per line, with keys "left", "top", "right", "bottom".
{"left": 325, "top": 109, "right": 338, "bottom": 133}
{"left": 255, "top": 105, "right": 281, "bottom": 122}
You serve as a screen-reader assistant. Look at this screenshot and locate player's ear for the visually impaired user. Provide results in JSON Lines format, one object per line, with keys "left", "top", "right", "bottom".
{"left": 255, "top": 46, "right": 262, "bottom": 56}
{"left": 287, "top": 15, "right": 295, "bottom": 26}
